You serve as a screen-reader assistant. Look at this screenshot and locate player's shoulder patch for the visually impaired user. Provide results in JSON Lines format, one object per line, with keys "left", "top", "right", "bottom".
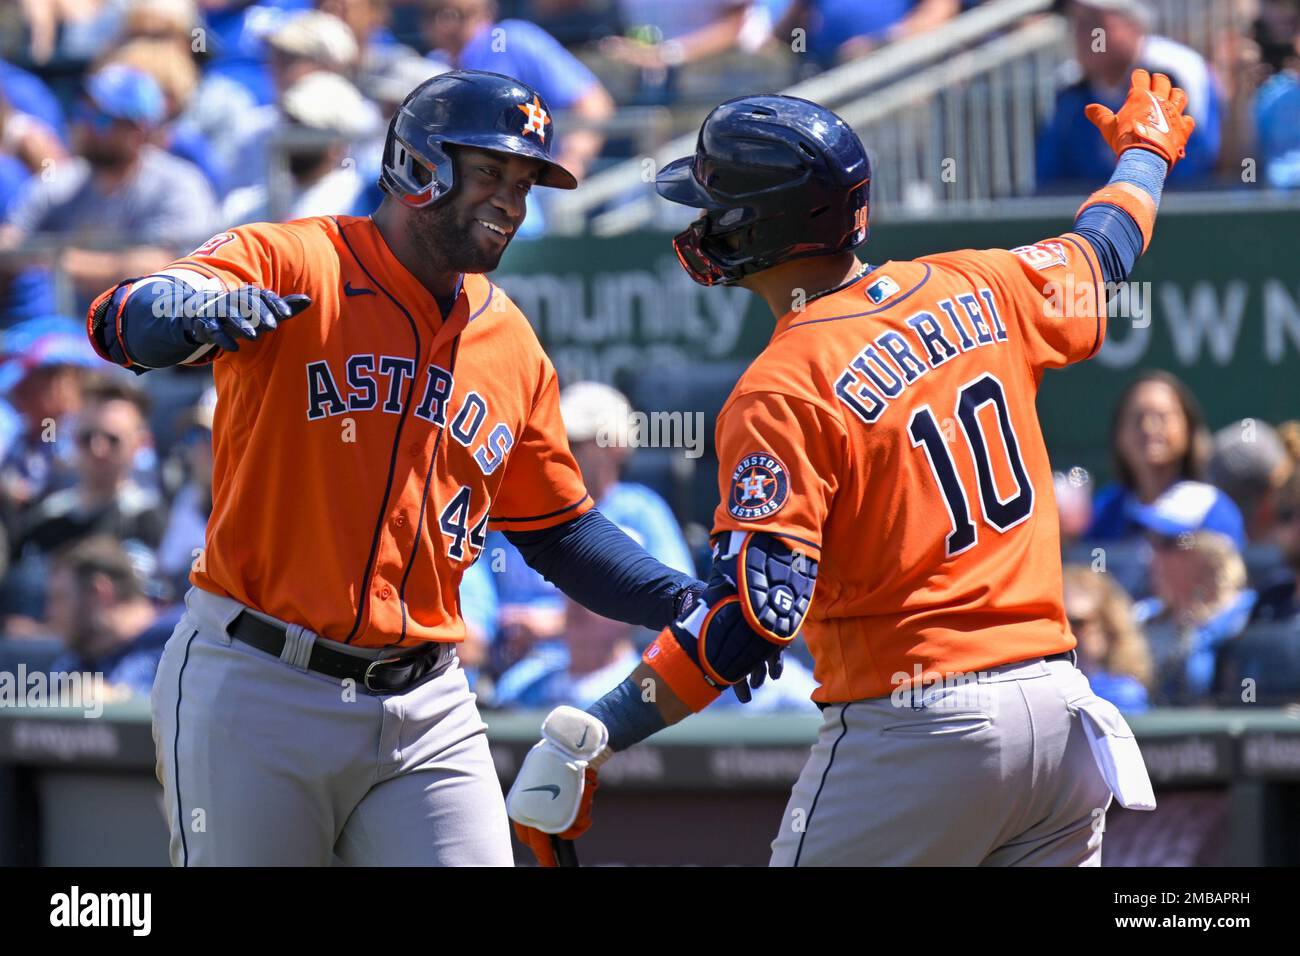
{"left": 728, "top": 451, "right": 789, "bottom": 520}
{"left": 864, "top": 274, "right": 900, "bottom": 304}
{"left": 191, "top": 232, "right": 237, "bottom": 257}
{"left": 1010, "top": 240, "right": 1068, "bottom": 271}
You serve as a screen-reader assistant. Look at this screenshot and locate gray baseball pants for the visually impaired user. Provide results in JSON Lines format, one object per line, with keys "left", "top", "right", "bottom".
{"left": 770, "top": 656, "right": 1118, "bottom": 866}
{"left": 151, "top": 586, "right": 512, "bottom": 866}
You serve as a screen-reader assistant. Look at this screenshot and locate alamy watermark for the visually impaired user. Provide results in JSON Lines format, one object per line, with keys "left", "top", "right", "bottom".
{"left": 0, "top": 667, "right": 105, "bottom": 718}
{"left": 594, "top": 403, "right": 706, "bottom": 459}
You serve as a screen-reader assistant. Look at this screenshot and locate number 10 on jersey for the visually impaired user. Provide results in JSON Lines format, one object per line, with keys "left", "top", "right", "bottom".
{"left": 908, "top": 373, "right": 1034, "bottom": 557}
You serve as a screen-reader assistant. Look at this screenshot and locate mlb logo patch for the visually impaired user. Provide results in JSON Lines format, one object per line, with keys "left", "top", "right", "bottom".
{"left": 729, "top": 452, "right": 790, "bottom": 520}
{"left": 865, "top": 276, "right": 900, "bottom": 304}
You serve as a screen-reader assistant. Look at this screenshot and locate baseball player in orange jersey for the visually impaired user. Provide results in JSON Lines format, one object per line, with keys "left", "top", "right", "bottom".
{"left": 508, "top": 70, "right": 1193, "bottom": 865}
{"left": 83, "top": 71, "right": 720, "bottom": 866}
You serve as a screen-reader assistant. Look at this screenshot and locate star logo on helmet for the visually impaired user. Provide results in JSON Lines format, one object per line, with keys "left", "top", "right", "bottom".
{"left": 517, "top": 95, "right": 550, "bottom": 142}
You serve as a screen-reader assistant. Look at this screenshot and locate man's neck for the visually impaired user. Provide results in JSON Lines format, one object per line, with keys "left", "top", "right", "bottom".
{"left": 79, "top": 479, "right": 125, "bottom": 510}
{"left": 90, "top": 153, "right": 142, "bottom": 194}
{"left": 371, "top": 204, "right": 462, "bottom": 301}
{"left": 746, "top": 253, "right": 867, "bottom": 322}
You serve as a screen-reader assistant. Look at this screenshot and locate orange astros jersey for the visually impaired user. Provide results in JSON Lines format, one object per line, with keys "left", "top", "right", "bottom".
{"left": 713, "top": 233, "right": 1105, "bottom": 703}
{"left": 161, "top": 216, "right": 592, "bottom": 648}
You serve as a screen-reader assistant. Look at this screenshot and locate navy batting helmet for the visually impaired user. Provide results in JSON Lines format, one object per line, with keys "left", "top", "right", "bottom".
{"left": 655, "top": 95, "right": 871, "bottom": 286}
{"left": 379, "top": 70, "right": 578, "bottom": 208}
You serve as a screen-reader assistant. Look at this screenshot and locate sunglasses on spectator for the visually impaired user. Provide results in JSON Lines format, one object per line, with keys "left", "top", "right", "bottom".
{"left": 1277, "top": 507, "right": 1300, "bottom": 524}
{"left": 1066, "top": 615, "right": 1097, "bottom": 633}
{"left": 1148, "top": 532, "right": 1194, "bottom": 551}
{"left": 76, "top": 428, "right": 126, "bottom": 450}
{"left": 73, "top": 101, "right": 130, "bottom": 133}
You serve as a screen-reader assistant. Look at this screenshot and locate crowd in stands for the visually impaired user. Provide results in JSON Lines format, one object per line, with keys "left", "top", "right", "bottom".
{"left": 0, "top": 1, "right": 1296, "bottom": 715}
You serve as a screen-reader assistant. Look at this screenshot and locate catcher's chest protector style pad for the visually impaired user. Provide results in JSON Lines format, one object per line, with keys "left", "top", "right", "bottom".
{"left": 710, "top": 235, "right": 1106, "bottom": 704}
{"left": 164, "top": 217, "right": 592, "bottom": 647}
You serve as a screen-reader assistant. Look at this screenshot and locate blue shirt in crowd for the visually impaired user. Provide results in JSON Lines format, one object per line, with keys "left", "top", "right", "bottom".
{"left": 494, "top": 642, "right": 820, "bottom": 711}
{"left": 48, "top": 604, "right": 182, "bottom": 698}
{"left": 1085, "top": 669, "right": 1150, "bottom": 713}
{"left": 1256, "top": 70, "right": 1300, "bottom": 188}
{"left": 447, "top": 20, "right": 600, "bottom": 113}
{"left": 0, "top": 59, "right": 67, "bottom": 140}
{"left": 803, "top": 0, "right": 917, "bottom": 66}
{"left": 1136, "top": 589, "right": 1256, "bottom": 705}
{"left": 1037, "top": 36, "right": 1221, "bottom": 190}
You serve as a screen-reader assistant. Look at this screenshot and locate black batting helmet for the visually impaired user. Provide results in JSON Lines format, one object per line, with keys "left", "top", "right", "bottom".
{"left": 655, "top": 94, "right": 871, "bottom": 286}
{"left": 379, "top": 69, "right": 578, "bottom": 208}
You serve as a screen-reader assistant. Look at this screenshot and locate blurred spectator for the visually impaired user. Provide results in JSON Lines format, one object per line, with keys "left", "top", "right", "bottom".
{"left": 1250, "top": 463, "right": 1300, "bottom": 624}
{"left": 13, "top": 0, "right": 123, "bottom": 65}
{"left": 770, "top": 0, "right": 959, "bottom": 69}
{"left": 0, "top": 59, "right": 67, "bottom": 138}
{"left": 1036, "top": 0, "right": 1222, "bottom": 190}
{"left": 12, "top": 376, "right": 165, "bottom": 562}
{"left": 420, "top": 0, "right": 615, "bottom": 183}
{"left": 469, "top": 382, "right": 696, "bottom": 675}
{"left": 1062, "top": 563, "right": 1152, "bottom": 711}
{"left": 199, "top": 0, "right": 320, "bottom": 108}
{"left": 156, "top": 386, "right": 213, "bottom": 598}
{"left": 493, "top": 596, "right": 642, "bottom": 708}
{"left": 317, "top": 0, "right": 423, "bottom": 88}
{"left": 1087, "top": 370, "right": 1209, "bottom": 541}
{"left": 0, "top": 319, "right": 101, "bottom": 525}
{"left": 599, "top": 0, "right": 755, "bottom": 96}
{"left": 0, "top": 87, "right": 68, "bottom": 179}
{"left": 495, "top": 592, "right": 818, "bottom": 710}
{"left": 114, "top": 0, "right": 265, "bottom": 196}
{"left": 45, "top": 535, "right": 180, "bottom": 697}
{"left": 99, "top": 36, "right": 225, "bottom": 191}
{"left": 0, "top": 88, "right": 69, "bottom": 322}
{"left": 1131, "top": 482, "right": 1254, "bottom": 705}
{"left": 222, "top": 70, "right": 375, "bottom": 225}
{"left": 1207, "top": 418, "right": 1293, "bottom": 544}
{"left": 1254, "top": 0, "right": 1300, "bottom": 187}
{"left": 1055, "top": 466, "right": 1094, "bottom": 547}
{"left": 222, "top": 9, "right": 371, "bottom": 196}
{"left": 560, "top": 381, "right": 696, "bottom": 577}
{"left": 457, "top": 550, "right": 497, "bottom": 688}
{"left": 0, "top": 65, "right": 217, "bottom": 315}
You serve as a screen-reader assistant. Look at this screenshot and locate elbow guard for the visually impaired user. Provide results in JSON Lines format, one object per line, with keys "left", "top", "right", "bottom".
{"left": 87, "top": 275, "right": 215, "bottom": 372}
{"left": 643, "top": 531, "right": 818, "bottom": 711}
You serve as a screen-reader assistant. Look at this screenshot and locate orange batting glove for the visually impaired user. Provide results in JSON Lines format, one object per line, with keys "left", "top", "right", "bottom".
{"left": 512, "top": 767, "right": 598, "bottom": 867}
{"left": 1085, "top": 69, "right": 1196, "bottom": 169}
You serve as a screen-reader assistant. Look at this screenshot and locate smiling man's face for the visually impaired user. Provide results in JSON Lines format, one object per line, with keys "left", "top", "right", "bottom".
{"left": 406, "top": 145, "right": 541, "bottom": 274}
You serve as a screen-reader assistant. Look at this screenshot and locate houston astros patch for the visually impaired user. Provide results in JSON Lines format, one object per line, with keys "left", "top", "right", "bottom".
{"left": 729, "top": 452, "right": 789, "bottom": 520}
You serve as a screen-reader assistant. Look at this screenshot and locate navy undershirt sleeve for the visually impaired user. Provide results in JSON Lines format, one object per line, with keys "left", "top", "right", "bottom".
{"left": 1071, "top": 148, "right": 1167, "bottom": 284}
{"left": 505, "top": 509, "right": 700, "bottom": 630}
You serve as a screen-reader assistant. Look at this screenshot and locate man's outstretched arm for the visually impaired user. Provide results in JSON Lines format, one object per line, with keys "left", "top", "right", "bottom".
{"left": 1071, "top": 69, "right": 1196, "bottom": 284}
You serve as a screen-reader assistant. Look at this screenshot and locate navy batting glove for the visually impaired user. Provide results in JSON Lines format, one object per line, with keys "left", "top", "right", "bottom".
{"left": 733, "top": 648, "right": 785, "bottom": 703}
{"left": 182, "top": 286, "right": 311, "bottom": 352}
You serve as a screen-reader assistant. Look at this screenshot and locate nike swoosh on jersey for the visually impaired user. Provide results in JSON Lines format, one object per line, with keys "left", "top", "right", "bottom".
{"left": 344, "top": 282, "right": 375, "bottom": 297}
{"left": 1145, "top": 92, "right": 1170, "bottom": 134}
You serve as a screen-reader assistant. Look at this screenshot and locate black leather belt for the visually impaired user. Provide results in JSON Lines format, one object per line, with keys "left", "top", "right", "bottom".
{"left": 228, "top": 611, "right": 453, "bottom": 695}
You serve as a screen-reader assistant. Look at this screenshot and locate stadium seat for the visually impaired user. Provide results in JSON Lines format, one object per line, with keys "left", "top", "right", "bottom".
{"left": 1215, "top": 622, "right": 1300, "bottom": 706}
